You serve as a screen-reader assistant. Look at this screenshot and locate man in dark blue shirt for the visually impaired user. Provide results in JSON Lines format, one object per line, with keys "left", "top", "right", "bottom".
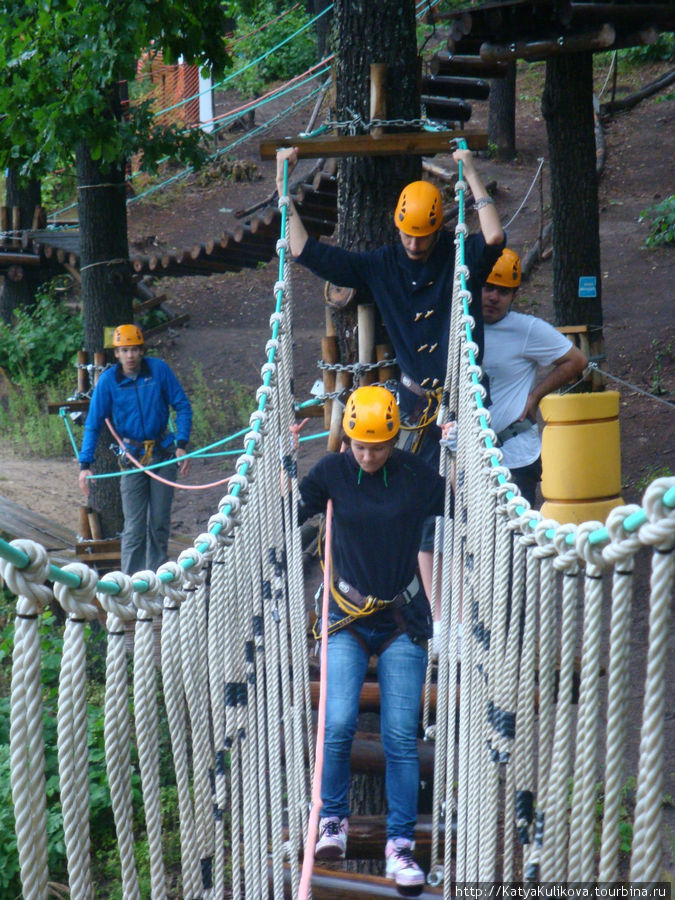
{"left": 276, "top": 147, "right": 504, "bottom": 615}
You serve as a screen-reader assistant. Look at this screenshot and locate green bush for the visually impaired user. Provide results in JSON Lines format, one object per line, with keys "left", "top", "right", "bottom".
{"left": 639, "top": 194, "right": 675, "bottom": 248}
{"left": 0, "top": 371, "right": 76, "bottom": 457}
{"left": 0, "top": 280, "right": 83, "bottom": 383}
{"left": 228, "top": 1, "right": 317, "bottom": 98}
{"left": 618, "top": 34, "right": 674, "bottom": 65}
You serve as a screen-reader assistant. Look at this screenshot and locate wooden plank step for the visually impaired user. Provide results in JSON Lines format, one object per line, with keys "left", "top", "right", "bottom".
{"left": 272, "top": 862, "right": 443, "bottom": 897}
{"left": 0, "top": 494, "right": 77, "bottom": 551}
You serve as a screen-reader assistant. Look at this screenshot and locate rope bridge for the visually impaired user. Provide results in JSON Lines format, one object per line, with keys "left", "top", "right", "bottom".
{"left": 1, "top": 162, "right": 673, "bottom": 898}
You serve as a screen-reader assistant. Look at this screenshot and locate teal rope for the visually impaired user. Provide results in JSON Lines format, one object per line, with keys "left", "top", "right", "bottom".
{"left": 126, "top": 73, "right": 327, "bottom": 207}
{"left": 59, "top": 408, "right": 83, "bottom": 460}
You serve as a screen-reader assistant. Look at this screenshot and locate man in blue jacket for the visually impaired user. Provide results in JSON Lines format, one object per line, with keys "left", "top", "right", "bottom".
{"left": 78, "top": 324, "right": 192, "bottom": 575}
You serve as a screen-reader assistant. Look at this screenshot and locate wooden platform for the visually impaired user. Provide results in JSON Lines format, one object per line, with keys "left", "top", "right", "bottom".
{"left": 0, "top": 494, "right": 77, "bottom": 563}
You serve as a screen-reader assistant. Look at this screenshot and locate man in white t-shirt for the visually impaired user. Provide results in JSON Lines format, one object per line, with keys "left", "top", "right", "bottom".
{"left": 482, "top": 249, "right": 588, "bottom": 506}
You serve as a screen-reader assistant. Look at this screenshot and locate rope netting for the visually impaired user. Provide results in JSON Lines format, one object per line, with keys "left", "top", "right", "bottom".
{"left": 1, "top": 160, "right": 673, "bottom": 898}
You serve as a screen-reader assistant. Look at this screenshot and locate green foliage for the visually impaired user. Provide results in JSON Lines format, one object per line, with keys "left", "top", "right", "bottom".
{"left": 228, "top": 1, "right": 317, "bottom": 98}
{"left": 0, "top": 371, "right": 76, "bottom": 458}
{"left": 639, "top": 194, "right": 675, "bottom": 248}
{"left": 647, "top": 338, "right": 672, "bottom": 396}
{"left": 0, "top": 0, "right": 234, "bottom": 180}
{"left": 187, "top": 365, "right": 253, "bottom": 450}
{"left": 0, "top": 280, "right": 83, "bottom": 383}
{"left": 618, "top": 34, "right": 674, "bottom": 65}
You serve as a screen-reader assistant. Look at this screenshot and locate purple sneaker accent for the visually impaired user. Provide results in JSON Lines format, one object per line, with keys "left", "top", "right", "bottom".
{"left": 385, "top": 837, "right": 425, "bottom": 890}
{"left": 315, "top": 816, "right": 349, "bottom": 860}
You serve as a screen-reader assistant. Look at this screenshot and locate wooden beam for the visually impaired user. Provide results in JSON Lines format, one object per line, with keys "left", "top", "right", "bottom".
{"left": 480, "top": 23, "right": 615, "bottom": 62}
{"left": 260, "top": 130, "right": 487, "bottom": 160}
{"left": 430, "top": 52, "right": 508, "bottom": 79}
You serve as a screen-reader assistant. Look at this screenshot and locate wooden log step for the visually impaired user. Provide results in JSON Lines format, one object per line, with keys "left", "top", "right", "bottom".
{"left": 272, "top": 862, "right": 443, "bottom": 898}
{"left": 422, "top": 97, "right": 472, "bottom": 123}
{"left": 75, "top": 538, "right": 121, "bottom": 571}
{"left": 430, "top": 52, "right": 508, "bottom": 79}
{"left": 421, "top": 75, "right": 490, "bottom": 101}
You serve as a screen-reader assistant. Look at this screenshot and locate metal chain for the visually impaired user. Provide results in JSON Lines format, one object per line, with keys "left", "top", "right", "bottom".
{"left": 319, "top": 115, "right": 438, "bottom": 133}
{"left": 316, "top": 357, "right": 396, "bottom": 374}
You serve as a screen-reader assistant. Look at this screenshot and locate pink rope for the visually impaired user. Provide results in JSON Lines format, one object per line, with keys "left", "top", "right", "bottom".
{"left": 105, "top": 418, "right": 232, "bottom": 490}
{"left": 298, "top": 495, "right": 333, "bottom": 898}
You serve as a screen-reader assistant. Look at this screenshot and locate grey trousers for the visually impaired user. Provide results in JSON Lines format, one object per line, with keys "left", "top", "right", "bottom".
{"left": 119, "top": 463, "right": 177, "bottom": 575}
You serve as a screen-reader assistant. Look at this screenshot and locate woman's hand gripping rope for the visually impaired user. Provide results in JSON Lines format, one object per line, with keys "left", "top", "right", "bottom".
{"left": 280, "top": 417, "right": 309, "bottom": 496}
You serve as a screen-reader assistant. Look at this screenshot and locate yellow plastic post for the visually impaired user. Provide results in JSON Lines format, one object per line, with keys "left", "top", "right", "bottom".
{"left": 540, "top": 391, "right": 623, "bottom": 524}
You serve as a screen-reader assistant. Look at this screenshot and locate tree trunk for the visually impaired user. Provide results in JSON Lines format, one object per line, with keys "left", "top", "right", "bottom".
{"left": 332, "top": 0, "right": 420, "bottom": 364}
{"left": 487, "top": 61, "right": 516, "bottom": 160}
{"left": 309, "top": 0, "right": 332, "bottom": 60}
{"left": 75, "top": 141, "right": 134, "bottom": 540}
{"left": 542, "top": 53, "right": 602, "bottom": 328}
{"left": 0, "top": 170, "right": 43, "bottom": 323}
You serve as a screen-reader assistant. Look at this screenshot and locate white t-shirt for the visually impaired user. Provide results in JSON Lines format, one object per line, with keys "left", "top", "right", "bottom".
{"left": 483, "top": 311, "right": 572, "bottom": 469}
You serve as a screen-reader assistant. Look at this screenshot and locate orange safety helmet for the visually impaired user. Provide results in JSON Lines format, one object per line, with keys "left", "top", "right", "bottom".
{"left": 394, "top": 181, "right": 443, "bottom": 236}
{"left": 342, "top": 385, "right": 400, "bottom": 443}
{"left": 112, "top": 324, "right": 144, "bottom": 347}
{"left": 486, "top": 248, "right": 521, "bottom": 289}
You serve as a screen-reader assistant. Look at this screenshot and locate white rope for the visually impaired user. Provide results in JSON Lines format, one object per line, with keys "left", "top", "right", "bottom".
{"left": 1, "top": 540, "right": 52, "bottom": 900}
{"left": 544, "top": 524, "right": 580, "bottom": 881}
{"left": 158, "top": 562, "right": 200, "bottom": 897}
{"left": 97, "top": 571, "right": 140, "bottom": 900}
{"left": 568, "top": 524, "right": 609, "bottom": 881}
{"left": 132, "top": 569, "right": 167, "bottom": 898}
{"left": 54, "top": 562, "right": 101, "bottom": 900}
{"left": 630, "top": 479, "right": 675, "bottom": 881}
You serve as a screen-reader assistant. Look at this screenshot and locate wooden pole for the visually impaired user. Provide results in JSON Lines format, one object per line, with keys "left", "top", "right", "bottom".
{"left": 79, "top": 506, "right": 93, "bottom": 541}
{"left": 77, "top": 350, "right": 89, "bottom": 395}
{"left": 321, "top": 332, "right": 338, "bottom": 430}
{"left": 327, "top": 371, "right": 350, "bottom": 451}
{"left": 375, "top": 344, "right": 396, "bottom": 384}
{"left": 88, "top": 510, "right": 104, "bottom": 541}
{"left": 93, "top": 351, "right": 106, "bottom": 387}
{"left": 369, "top": 63, "right": 387, "bottom": 137}
{"left": 357, "top": 304, "right": 376, "bottom": 386}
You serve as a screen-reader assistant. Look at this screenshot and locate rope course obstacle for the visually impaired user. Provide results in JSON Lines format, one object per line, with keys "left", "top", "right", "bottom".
{"left": 1, "top": 155, "right": 673, "bottom": 898}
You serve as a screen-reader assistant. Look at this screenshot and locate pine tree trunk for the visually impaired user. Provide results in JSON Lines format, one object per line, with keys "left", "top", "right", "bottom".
{"left": 75, "top": 141, "right": 134, "bottom": 540}
{"left": 488, "top": 61, "right": 516, "bottom": 160}
{"left": 0, "top": 170, "right": 43, "bottom": 323}
{"left": 332, "top": 0, "right": 420, "bottom": 364}
{"left": 542, "top": 53, "right": 603, "bottom": 327}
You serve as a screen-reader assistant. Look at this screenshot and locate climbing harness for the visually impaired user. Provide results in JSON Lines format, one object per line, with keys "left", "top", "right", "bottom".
{"left": 396, "top": 372, "right": 444, "bottom": 454}
{"left": 116, "top": 437, "right": 156, "bottom": 469}
{"left": 312, "top": 516, "right": 420, "bottom": 638}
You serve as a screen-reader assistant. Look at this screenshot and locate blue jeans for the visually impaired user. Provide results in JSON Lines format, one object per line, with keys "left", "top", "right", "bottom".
{"left": 320, "top": 622, "right": 428, "bottom": 840}
{"left": 119, "top": 462, "right": 177, "bottom": 575}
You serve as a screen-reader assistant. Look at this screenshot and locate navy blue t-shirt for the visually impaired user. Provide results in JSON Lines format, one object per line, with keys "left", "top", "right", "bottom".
{"left": 298, "top": 448, "right": 445, "bottom": 603}
{"left": 297, "top": 229, "right": 503, "bottom": 415}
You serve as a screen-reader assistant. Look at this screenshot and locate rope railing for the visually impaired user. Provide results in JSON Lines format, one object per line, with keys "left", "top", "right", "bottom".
{"left": 1, "top": 157, "right": 674, "bottom": 900}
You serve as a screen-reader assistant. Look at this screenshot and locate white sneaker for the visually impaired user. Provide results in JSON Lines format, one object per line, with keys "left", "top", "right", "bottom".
{"left": 385, "top": 837, "right": 425, "bottom": 891}
{"left": 315, "top": 816, "right": 348, "bottom": 860}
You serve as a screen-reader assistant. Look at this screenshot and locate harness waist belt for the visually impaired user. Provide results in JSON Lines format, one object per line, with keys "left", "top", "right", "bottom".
{"left": 496, "top": 419, "right": 536, "bottom": 445}
{"left": 333, "top": 574, "right": 420, "bottom": 619}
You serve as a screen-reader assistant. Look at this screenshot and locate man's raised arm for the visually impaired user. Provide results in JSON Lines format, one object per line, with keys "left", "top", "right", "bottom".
{"left": 275, "top": 146, "right": 309, "bottom": 258}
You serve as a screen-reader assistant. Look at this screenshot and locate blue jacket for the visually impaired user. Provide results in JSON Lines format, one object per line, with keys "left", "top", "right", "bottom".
{"left": 79, "top": 356, "right": 192, "bottom": 467}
